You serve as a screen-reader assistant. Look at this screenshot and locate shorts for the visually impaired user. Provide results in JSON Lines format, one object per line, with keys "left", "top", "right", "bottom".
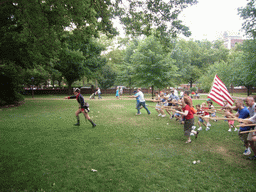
{"left": 184, "top": 118, "right": 194, "bottom": 136}
{"left": 228, "top": 120, "right": 234, "bottom": 125}
{"left": 155, "top": 104, "right": 161, "bottom": 110}
{"left": 238, "top": 130, "right": 249, "bottom": 144}
{"left": 80, "top": 107, "right": 89, "bottom": 113}
{"left": 174, "top": 113, "right": 180, "bottom": 117}
{"left": 198, "top": 117, "right": 204, "bottom": 123}
{"left": 247, "top": 127, "right": 256, "bottom": 141}
{"left": 211, "top": 113, "right": 216, "bottom": 117}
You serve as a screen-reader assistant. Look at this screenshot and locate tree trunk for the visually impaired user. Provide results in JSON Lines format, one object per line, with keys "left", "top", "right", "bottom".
{"left": 231, "top": 83, "right": 234, "bottom": 96}
{"left": 129, "top": 77, "right": 132, "bottom": 95}
{"left": 190, "top": 79, "right": 193, "bottom": 89}
{"left": 247, "top": 85, "right": 252, "bottom": 96}
{"left": 52, "top": 76, "right": 55, "bottom": 88}
{"left": 152, "top": 85, "right": 154, "bottom": 99}
{"left": 68, "top": 82, "right": 72, "bottom": 95}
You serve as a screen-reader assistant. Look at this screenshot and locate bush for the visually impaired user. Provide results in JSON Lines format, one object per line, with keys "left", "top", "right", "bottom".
{"left": 190, "top": 87, "right": 197, "bottom": 92}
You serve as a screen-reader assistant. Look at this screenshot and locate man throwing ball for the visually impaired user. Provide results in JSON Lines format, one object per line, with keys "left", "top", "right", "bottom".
{"left": 65, "top": 88, "right": 96, "bottom": 128}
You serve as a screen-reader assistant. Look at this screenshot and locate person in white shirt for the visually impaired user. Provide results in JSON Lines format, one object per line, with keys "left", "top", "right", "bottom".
{"left": 173, "top": 88, "right": 179, "bottom": 98}
{"left": 97, "top": 87, "right": 102, "bottom": 99}
{"left": 131, "top": 88, "right": 151, "bottom": 115}
{"left": 180, "top": 90, "right": 184, "bottom": 99}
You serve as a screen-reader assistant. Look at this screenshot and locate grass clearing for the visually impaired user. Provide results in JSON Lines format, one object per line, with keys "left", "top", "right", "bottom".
{"left": 1, "top": 97, "right": 256, "bottom": 191}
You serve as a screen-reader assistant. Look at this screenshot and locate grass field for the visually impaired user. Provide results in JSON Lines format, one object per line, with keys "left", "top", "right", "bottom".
{"left": 1, "top": 95, "right": 256, "bottom": 191}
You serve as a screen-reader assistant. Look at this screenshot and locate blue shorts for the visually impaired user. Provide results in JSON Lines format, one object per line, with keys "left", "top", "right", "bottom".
{"left": 174, "top": 113, "right": 180, "bottom": 117}
{"left": 198, "top": 117, "right": 204, "bottom": 123}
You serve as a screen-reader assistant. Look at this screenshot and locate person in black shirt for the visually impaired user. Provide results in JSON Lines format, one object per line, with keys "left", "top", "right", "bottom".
{"left": 65, "top": 88, "right": 96, "bottom": 127}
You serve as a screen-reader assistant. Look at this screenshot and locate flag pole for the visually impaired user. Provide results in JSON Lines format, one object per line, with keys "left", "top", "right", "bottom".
{"left": 207, "top": 74, "right": 217, "bottom": 99}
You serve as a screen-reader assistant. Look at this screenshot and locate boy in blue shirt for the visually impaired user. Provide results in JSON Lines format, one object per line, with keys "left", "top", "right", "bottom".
{"left": 235, "top": 99, "right": 252, "bottom": 155}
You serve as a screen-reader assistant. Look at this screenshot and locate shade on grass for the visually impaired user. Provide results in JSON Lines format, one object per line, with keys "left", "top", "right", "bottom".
{"left": 0, "top": 97, "right": 255, "bottom": 191}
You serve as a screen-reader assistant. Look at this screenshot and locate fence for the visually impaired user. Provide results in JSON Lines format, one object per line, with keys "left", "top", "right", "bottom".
{"left": 21, "top": 88, "right": 152, "bottom": 95}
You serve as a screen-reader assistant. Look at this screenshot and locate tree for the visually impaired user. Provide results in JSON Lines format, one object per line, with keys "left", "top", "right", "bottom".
{"left": 231, "top": 40, "right": 256, "bottom": 95}
{"left": 55, "top": 34, "right": 107, "bottom": 94}
{"left": 171, "top": 39, "right": 229, "bottom": 89}
{"left": 0, "top": 63, "right": 24, "bottom": 106}
{"left": 0, "top": 0, "right": 117, "bottom": 104}
{"left": 54, "top": 48, "right": 86, "bottom": 94}
{"left": 198, "top": 61, "right": 233, "bottom": 93}
{"left": 115, "top": 39, "right": 139, "bottom": 94}
{"left": 115, "top": 0, "right": 198, "bottom": 38}
{"left": 238, "top": 0, "right": 256, "bottom": 38}
{"left": 97, "top": 64, "right": 116, "bottom": 89}
{"left": 23, "top": 65, "right": 50, "bottom": 88}
{"left": 130, "top": 35, "right": 178, "bottom": 97}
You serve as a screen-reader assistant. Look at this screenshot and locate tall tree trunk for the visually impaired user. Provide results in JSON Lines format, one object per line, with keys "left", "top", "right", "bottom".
{"left": 190, "top": 78, "right": 193, "bottom": 89}
{"left": 129, "top": 77, "right": 132, "bottom": 95}
{"left": 52, "top": 77, "right": 55, "bottom": 88}
{"left": 68, "top": 82, "right": 72, "bottom": 95}
{"left": 152, "top": 85, "right": 154, "bottom": 99}
{"left": 247, "top": 85, "right": 252, "bottom": 96}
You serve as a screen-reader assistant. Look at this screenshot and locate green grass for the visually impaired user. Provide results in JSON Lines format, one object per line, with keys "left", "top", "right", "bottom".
{"left": 1, "top": 97, "right": 256, "bottom": 191}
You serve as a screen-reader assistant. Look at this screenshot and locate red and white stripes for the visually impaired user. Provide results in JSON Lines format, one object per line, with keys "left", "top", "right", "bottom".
{"left": 207, "top": 75, "right": 234, "bottom": 106}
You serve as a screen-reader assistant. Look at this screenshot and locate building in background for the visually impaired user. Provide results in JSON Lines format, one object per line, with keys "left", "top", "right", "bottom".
{"left": 223, "top": 31, "right": 245, "bottom": 49}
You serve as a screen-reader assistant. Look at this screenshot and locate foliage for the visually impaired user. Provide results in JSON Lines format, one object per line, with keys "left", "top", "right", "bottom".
{"left": 231, "top": 40, "right": 256, "bottom": 95}
{"left": 55, "top": 34, "right": 107, "bottom": 93}
{"left": 115, "top": 0, "right": 197, "bottom": 38}
{"left": 172, "top": 39, "right": 229, "bottom": 88}
{"left": 97, "top": 64, "right": 117, "bottom": 89}
{"left": 23, "top": 65, "right": 50, "bottom": 87}
{"left": 115, "top": 39, "right": 139, "bottom": 89}
{"left": 0, "top": 63, "right": 24, "bottom": 106}
{"left": 238, "top": 0, "right": 256, "bottom": 38}
{"left": 130, "top": 35, "right": 178, "bottom": 88}
{"left": 198, "top": 61, "right": 232, "bottom": 93}
{"left": 0, "top": 0, "right": 117, "bottom": 68}
{"left": 190, "top": 87, "right": 197, "bottom": 92}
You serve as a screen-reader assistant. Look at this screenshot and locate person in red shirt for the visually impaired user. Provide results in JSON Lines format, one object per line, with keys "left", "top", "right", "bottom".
{"left": 176, "top": 97, "right": 199, "bottom": 143}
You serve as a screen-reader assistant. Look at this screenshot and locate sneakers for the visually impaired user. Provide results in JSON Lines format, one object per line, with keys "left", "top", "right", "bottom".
{"left": 195, "top": 131, "right": 199, "bottom": 139}
{"left": 136, "top": 113, "right": 141, "bottom": 115}
{"left": 243, "top": 149, "right": 251, "bottom": 156}
{"left": 206, "top": 127, "right": 210, "bottom": 131}
{"left": 207, "top": 123, "right": 211, "bottom": 127}
{"left": 158, "top": 114, "right": 162, "bottom": 117}
{"left": 190, "top": 133, "right": 195, "bottom": 136}
{"left": 74, "top": 123, "right": 80, "bottom": 126}
{"left": 234, "top": 128, "right": 238, "bottom": 131}
{"left": 162, "top": 114, "right": 166, "bottom": 117}
{"left": 192, "top": 126, "right": 196, "bottom": 130}
{"left": 228, "top": 129, "right": 231, "bottom": 132}
{"left": 198, "top": 127, "right": 202, "bottom": 131}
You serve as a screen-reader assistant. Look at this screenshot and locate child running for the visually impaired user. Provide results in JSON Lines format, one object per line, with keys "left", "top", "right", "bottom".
{"left": 175, "top": 97, "right": 199, "bottom": 143}
{"left": 225, "top": 106, "right": 236, "bottom": 132}
{"left": 195, "top": 104, "right": 208, "bottom": 131}
{"left": 201, "top": 103, "right": 211, "bottom": 131}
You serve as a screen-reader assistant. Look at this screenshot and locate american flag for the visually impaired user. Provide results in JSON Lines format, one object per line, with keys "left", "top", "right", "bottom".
{"left": 207, "top": 75, "right": 234, "bottom": 106}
